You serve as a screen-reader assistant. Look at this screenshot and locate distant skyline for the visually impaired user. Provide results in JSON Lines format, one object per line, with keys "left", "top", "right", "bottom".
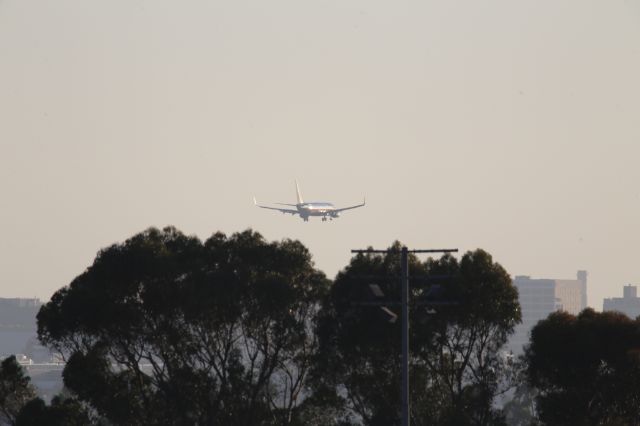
{"left": 1, "top": 0, "right": 639, "bottom": 311}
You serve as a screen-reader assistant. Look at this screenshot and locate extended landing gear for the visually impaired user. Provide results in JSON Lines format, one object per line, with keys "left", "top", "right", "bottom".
{"left": 322, "top": 217, "right": 327, "bottom": 222}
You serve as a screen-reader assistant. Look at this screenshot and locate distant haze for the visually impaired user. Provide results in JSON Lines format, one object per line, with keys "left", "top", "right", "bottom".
{"left": 1, "top": 1, "right": 639, "bottom": 311}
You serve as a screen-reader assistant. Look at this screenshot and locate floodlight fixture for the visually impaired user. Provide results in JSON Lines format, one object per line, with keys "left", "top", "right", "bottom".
{"left": 380, "top": 306, "right": 398, "bottom": 323}
{"left": 369, "top": 284, "right": 385, "bottom": 298}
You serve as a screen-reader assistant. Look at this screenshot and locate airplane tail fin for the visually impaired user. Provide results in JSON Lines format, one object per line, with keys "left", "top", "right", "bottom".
{"left": 295, "top": 180, "right": 304, "bottom": 204}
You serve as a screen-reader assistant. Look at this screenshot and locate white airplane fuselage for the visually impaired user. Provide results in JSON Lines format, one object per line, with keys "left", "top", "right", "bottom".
{"left": 296, "top": 202, "right": 340, "bottom": 220}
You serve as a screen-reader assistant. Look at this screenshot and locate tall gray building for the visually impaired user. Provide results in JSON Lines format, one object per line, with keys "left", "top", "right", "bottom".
{"left": 603, "top": 285, "right": 640, "bottom": 319}
{"left": 508, "top": 271, "right": 587, "bottom": 353}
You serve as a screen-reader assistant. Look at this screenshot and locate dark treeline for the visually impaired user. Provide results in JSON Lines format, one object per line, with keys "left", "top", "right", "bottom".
{"left": 1, "top": 227, "right": 640, "bottom": 425}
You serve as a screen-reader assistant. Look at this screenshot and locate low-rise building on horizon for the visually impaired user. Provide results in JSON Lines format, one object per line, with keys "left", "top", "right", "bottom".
{"left": 603, "top": 284, "right": 640, "bottom": 319}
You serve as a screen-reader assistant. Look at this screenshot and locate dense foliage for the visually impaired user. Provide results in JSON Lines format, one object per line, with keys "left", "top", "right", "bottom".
{"left": 0, "top": 356, "right": 36, "bottom": 426}
{"left": 15, "top": 395, "right": 92, "bottom": 426}
{"left": 525, "top": 308, "right": 640, "bottom": 425}
{"left": 36, "top": 227, "right": 330, "bottom": 426}
{"left": 315, "top": 245, "right": 521, "bottom": 426}
{"left": 0, "top": 227, "right": 551, "bottom": 425}
{"left": 3, "top": 226, "right": 639, "bottom": 425}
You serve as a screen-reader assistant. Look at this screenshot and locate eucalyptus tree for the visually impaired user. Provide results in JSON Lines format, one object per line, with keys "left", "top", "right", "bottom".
{"left": 315, "top": 246, "right": 520, "bottom": 426}
{"left": 37, "top": 227, "right": 329, "bottom": 426}
{"left": 16, "top": 395, "right": 93, "bottom": 426}
{"left": 526, "top": 309, "right": 640, "bottom": 425}
{"left": 0, "top": 356, "right": 36, "bottom": 426}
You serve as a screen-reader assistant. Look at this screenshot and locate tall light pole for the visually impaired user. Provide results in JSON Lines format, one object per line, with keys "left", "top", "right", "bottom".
{"left": 352, "top": 246, "right": 458, "bottom": 426}
{"left": 401, "top": 247, "right": 410, "bottom": 426}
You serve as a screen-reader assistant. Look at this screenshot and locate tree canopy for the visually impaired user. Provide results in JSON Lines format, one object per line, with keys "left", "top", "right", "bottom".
{"left": 0, "top": 356, "right": 36, "bottom": 426}
{"left": 15, "top": 395, "right": 92, "bottom": 426}
{"left": 525, "top": 308, "right": 640, "bottom": 425}
{"left": 315, "top": 245, "right": 521, "bottom": 426}
{"left": 37, "top": 227, "right": 330, "bottom": 426}
{"left": 7, "top": 224, "right": 640, "bottom": 425}
{"left": 27, "top": 227, "right": 524, "bottom": 425}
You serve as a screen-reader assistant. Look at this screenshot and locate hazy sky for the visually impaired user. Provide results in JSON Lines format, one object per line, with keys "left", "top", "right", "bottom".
{"left": 1, "top": 1, "right": 639, "bottom": 311}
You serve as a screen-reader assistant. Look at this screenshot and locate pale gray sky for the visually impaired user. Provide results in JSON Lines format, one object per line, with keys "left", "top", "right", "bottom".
{"left": 1, "top": 0, "right": 639, "bottom": 311}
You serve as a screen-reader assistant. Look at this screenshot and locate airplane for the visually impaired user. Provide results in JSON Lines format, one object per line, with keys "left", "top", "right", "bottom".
{"left": 254, "top": 181, "right": 365, "bottom": 222}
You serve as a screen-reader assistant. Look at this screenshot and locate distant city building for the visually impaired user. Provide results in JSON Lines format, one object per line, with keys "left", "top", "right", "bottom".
{"left": 508, "top": 271, "right": 587, "bottom": 353}
{"left": 603, "top": 285, "right": 640, "bottom": 319}
{"left": 0, "top": 298, "right": 41, "bottom": 329}
{"left": 556, "top": 270, "right": 588, "bottom": 314}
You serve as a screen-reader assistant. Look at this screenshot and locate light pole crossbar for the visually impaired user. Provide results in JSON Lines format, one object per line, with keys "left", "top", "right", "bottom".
{"left": 351, "top": 249, "right": 458, "bottom": 254}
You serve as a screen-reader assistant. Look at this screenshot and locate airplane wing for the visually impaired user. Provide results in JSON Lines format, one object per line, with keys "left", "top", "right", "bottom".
{"left": 253, "top": 197, "right": 299, "bottom": 215}
{"left": 333, "top": 198, "right": 366, "bottom": 213}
